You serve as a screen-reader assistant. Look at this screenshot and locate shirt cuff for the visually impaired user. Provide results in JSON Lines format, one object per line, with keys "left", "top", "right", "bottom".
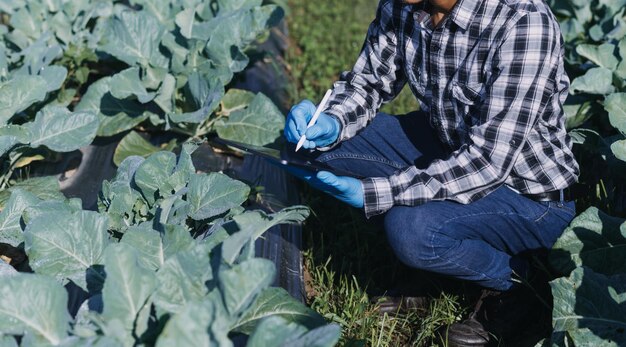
{"left": 362, "top": 177, "right": 395, "bottom": 218}
{"left": 316, "top": 111, "right": 345, "bottom": 152}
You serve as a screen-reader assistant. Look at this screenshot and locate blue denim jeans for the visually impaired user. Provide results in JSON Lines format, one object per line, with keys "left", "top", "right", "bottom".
{"left": 314, "top": 112, "right": 576, "bottom": 291}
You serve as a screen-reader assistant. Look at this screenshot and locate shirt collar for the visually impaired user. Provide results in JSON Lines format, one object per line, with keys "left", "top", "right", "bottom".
{"left": 448, "top": 0, "right": 482, "bottom": 30}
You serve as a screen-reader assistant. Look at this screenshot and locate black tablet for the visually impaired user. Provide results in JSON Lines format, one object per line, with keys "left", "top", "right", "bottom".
{"left": 212, "top": 137, "right": 364, "bottom": 179}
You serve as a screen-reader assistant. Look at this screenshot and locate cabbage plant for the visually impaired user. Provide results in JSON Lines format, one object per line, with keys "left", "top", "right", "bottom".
{"left": 0, "top": 144, "right": 341, "bottom": 346}
{"left": 539, "top": 0, "right": 626, "bottom": 345}
{"left": 0, "top": 0, "right": 287, "bottom": 197}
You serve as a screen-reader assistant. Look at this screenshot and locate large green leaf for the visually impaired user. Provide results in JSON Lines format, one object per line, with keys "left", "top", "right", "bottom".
{"left": 232, "top": 287, "right": 325, "bottom": 334}
{"left": 550, "top": 207, "right": 626, "bottom": 276}
{"left": 0, "top": 274, "right": 70, "bottom": 345}
{"left": 133, "top": 151, "right": 177, "bottom": 206}
{"left": 202, "top": 5, "right": 283, "bottom": 75}
{"left": 605, "top": 93, "right": 626, "bottom": 135}
{"left": 0, "top": 136, "right": 17, "bottom": 158}
{"left": 0, "top": 176, "right": 64, "bottom": 211}
{"left": 560, "top": 18, "right": 585, "bottom": 42}
{"left": 129, "top": 0, "right": 181, "bottom": 27}
{"left": 99, "top": 11, "right": 165, "bottom": 67}
{"left": 221, "top": 207, "right": 309, "bottom": 264}
{"left": 39, "top": 65, "right": 68, "bottom": 93}
{"left": 611, "top": 139, "right": 626, "bottom": 162}
{"left": 617, "top": 38, "right": 626, "bottom": 79}
{"left": 120, "top": 224, "right": 165, "bottom": 271}
{"left": 187, "top": 172, "right": 250, "bottom": 220}
{"left": 168, "top": 73, "right": 224, "bottom": 124}
{"left": 563, "top": 95, "right": 598, "bottom": 130}
{"left": 186, "top": 72, "right": 214, "bottom": 110}
{"left": 246, "top": 316, "right": 307, "bottom": 347}
{"left": 174, "top": 8, "right": 195, "bottom": 39}
{"left": 220, "top": 88, "right": 256, "bottom": 115}
{"left": 0, "top": 335, "right": 17, "bottom": 347}
{"left": 101, "top": 243, "right": 157, "bottom": 346}
{"left": 282, "top": 324, "right": 343, "bottom": 347}
{"left": 110, "top": 155, "right": 145, "bottom": 184}
{"left": 26, "top": 106, "right": 99, "bottom": 152}
{"left": 109, "top": 67, "right": 155, "bottom": 104}
{"left": 22, "top": 198, "right": 83, "bottom": 225}
{"left": 215, "top": 92, "right": 285, "bottom": 146}
{"left": 153, "top": 243, "right": 213, "bottom": 314}
{"left": 0, "top": 124, "right": 31, "bottom": 143}
{"left": 154, "top": 73, "right": 176, "bottom": 113}
{"left": 216, "top": 0, "right": 263, "bottom": 13}
{"left": 0, "top": 189, "right": 39, "bottom": 247}
{"left": 161, "top": 223, "right": 194, "bottom": 255}
{"left": 246, "top": 316, "right": 341, "bottom": 347}
{"left": 175, "top": 140, "right": 199, "bottom": 177}
{"left": 576, "top": 43, "right": 619, "bottom": 70}
{"left": 155, "top": 294, "right": 231, "bottom": 347}
{"left": 218, "top": 258, "right": 275, "bottom": 317}
{"left": 119, "top": 223, "right": 193, "bottom": 273}
{"left": 570, "top": 67, "right": 616, "bottom": 95}
{"left": 9, "top": 7, "right": 41, "bottom": 38}
{"left": 113, "top": 131, "right": 161, "bottom": 166}
{"left": 0, "top": 75, "right": 47, "bottom": 125}
{"left": 24, "top": 210, "right": 109, "bottom": 291}
{"left": 75, "top": 77, "right": 150, "bottom": 137}
{"left": 0, "top": 261, "right": 17, "bottom": 277}
{"left": 551, "top": 267, "right": 626, "bottom": 346}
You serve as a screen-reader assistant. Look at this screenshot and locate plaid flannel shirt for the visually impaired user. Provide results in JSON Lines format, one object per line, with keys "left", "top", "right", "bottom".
{"left": 323, "top": 0, "right": 579, "bottom": 217}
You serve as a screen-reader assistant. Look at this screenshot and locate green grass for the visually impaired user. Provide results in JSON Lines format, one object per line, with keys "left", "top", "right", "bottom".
{"left": 286, "top": 0, "right": 419, "bottom": 116}
{"left": 304, "top": 250, "right": 464, "bottom": 346}
{"left": 284, "top": 0, "right": 467, "bottom": 345}
{"left": 299, "top": 184, "right": 469, "bottom": 346}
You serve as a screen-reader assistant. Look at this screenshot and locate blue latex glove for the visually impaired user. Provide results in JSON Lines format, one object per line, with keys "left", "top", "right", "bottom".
{"left": 285, "top": 167, "right": 364, "bottom": 208}
{"left": 285, "top": 100, "right": 341, "bottom": 149}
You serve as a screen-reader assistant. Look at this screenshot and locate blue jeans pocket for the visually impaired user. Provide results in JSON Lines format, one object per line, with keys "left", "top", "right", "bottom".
{"left": 530, "top": 201, "right": 552, "bottom": 223}
{"left": 511, "top": 191, "right": 551, "bottom": 222}
{"left": 535, "top": 201, "right": 576, "bottom": 248}
{"left": 549, "top": 201, "right": 577, "bottom": 223}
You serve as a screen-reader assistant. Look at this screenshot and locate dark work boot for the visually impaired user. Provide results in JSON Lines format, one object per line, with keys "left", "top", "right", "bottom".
{"left": 481, "top": 281, "right": 553, "bottom": 345}
{"left": 439, "top": 284, "right": 546, "bottom": 346}
{"left": 371, "top": 295, "right": 431, "bottom": 314}
{"left": 438, "top": 290, "right": 493, "bottom": 347}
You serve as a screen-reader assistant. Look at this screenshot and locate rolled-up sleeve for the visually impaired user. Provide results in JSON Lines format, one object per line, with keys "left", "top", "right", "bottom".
{"left": 321, "top": 0, "right": 407, "bottom": 150}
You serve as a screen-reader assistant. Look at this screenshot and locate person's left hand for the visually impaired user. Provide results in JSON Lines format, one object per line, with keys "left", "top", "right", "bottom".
{"left": 286, "top": 167, "right": 364, "bottom": 208}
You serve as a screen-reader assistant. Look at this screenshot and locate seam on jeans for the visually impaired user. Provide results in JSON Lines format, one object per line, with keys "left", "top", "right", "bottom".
{"left": 557, "top": 203, "right": 576, "bottom": 216}
{"left": 427, "top": 211, "right": 528, "bottom": 290}
{"left": 533, "top": 203, "right": 551, "bottom": 223}
{"left": 433, "top": 253, "right": 511, "bottom": 290}
{"left": 429, "top": 210, "right": 536, "bottom": 259}
{"left": 428, "top": 230, "right": 510, "bottom": 289}
{"left": 318, "top": 153, "right": 405, "bottom": 169}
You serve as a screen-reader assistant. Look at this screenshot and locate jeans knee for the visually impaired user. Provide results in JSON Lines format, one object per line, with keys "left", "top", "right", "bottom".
{"left": 384, "top": 206, "right": 441, "bottom": 268}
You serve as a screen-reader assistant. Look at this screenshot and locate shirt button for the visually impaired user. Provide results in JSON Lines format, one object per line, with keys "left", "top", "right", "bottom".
{"left": 510, "top": 140, "right": 516, "bottom": 146}
{"left": 431, "top": 44, "right": 440, "bottom": 52}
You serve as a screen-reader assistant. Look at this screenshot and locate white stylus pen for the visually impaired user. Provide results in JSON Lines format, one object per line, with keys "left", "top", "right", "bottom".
{"left": 295, "top": 89, "right": 333, "bottom": 152}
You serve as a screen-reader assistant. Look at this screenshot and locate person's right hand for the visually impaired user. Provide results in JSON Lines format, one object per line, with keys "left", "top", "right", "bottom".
{"left": 284, "top": 100, "right": 341, "bottom": 150}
